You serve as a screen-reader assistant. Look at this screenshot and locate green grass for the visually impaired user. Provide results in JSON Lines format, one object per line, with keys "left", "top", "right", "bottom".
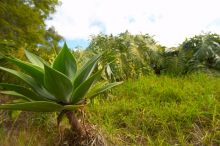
{"left": 88, "top": 73, "right": 220, "bottom": 145}
{"left": 1, "top": 73, "right": 220, "bottom": 145}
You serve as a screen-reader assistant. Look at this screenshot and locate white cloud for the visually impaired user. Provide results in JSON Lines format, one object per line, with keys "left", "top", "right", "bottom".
{"left": 46, "top": 0, "right": 220, "bottom": 47}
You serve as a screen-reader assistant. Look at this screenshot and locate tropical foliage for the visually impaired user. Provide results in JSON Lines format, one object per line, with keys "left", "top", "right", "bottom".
{"left": 88, "top": 31, "right": 159, "bottom": 80}
{"left": 159, "top": 33, "right": 220, "bottom": 75}
{"left": 180, "top": 33, "right": 220, "bottom": 73}
{"left": 87, "top": 32, "right": 220, "bottom": 77}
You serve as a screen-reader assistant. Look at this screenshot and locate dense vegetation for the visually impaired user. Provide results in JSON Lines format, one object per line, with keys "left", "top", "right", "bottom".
{"left": 87, "top": 32, "right": 220, "bottom": 77}
{"left": 1, "top": 1, "right": 220, "bottom": 146}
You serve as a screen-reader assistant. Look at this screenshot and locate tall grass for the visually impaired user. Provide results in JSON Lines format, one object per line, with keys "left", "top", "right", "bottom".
{"left": 0, "top": 111, "right": 58, "bottom": 146}
{"left": 88, "top": 73, "right": 220, "bottom": 145}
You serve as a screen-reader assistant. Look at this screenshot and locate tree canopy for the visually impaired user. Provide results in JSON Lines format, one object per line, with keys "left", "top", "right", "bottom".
{"left": 0, "top": 0, "right": 62, "bottom": 50}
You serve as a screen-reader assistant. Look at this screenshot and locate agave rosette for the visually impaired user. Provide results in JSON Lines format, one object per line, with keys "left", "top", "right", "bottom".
{"left": 0, "top": 44, "right": 122, "bottom": 112}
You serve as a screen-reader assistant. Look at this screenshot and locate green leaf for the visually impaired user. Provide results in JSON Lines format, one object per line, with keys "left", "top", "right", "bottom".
{"left": 6, "top": 57, "right": 44, "bottom": 84}
{"left": 0, "top": 83, "right": 48, "bottom": 101}
{"left": 63, "top": 105, "right": 84, "bottom": 111}
{"left": 24, "top": 50, "right": 48, "bottom": 68}
{"left": 53, "top": 43, "right": 77, "bottom": 80}
{"left": 0, "top": 67, "right": 56, "bottom": 101}
{"left": 87, "top": 82, "right": 123, "bottom": 99}
{"left": 0, "top": 101, "right": 64, "bottom": 112}
{"left": 71, "top": 69, "right": 102, "bottom": 104}
{"left": 0, "top": 91, "right": 32, "bottom": 101}
{"left": 0, "top": 66, "right": 38, "bottom": 88}
{"left": 106, "top": 63, "right": 113, "bottom": 78}
{"left": 73, "top": 54, "right": 101, "bottom": 89}
{"left": 44, "top": 65, "right": 73, "bottom": 103}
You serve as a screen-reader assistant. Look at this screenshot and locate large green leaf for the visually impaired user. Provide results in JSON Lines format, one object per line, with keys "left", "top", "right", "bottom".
{"left": 52, "top": 43, "right": 77, "bottom": 80}
{"left": 0, "top": 67, "right": 56, "bottom": 101}
{"left": 0, "top": 83, "right": 47, "bottom": 101}
{"left": 0, "top": 66, "right": 39, "bottom": 88}
{"left": 24, "top": 50, "right": 48, "bottom": 68}
{"left": 71, "top": 70, "right": 102, "bottom": 104}
{"left": 44, "top": 65, "right": 73, "bottom": 103}
{"left": 73, "top": 54, "right": 101, "bottom": 89}
{"left": 6, "top": 57, "right": 44, "bottom": 84}
{"left": 0, "top": 91, "right": 32, "bottom": 101}
{"left": 0, "top": 101, "right": 64, "bottom": 112}
{"left": 87, "top": 81, "right": 123, "bottom": 99}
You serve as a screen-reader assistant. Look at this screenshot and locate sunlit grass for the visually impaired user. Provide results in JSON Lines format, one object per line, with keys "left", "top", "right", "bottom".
{"left": 88, "top": 73, "right": 220, "bottom": 145}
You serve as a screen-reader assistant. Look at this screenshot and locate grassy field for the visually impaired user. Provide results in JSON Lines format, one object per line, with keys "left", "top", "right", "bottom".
{"left": 0, "top": 73, "right": 220, "bottom": 145}
{"left": 88, "top": 73, "right": 220, "bottom": 145}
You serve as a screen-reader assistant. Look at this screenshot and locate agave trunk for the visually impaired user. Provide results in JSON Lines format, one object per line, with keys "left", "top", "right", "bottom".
{"left": 65, "top": 110, "right": 84, "bottom": 137}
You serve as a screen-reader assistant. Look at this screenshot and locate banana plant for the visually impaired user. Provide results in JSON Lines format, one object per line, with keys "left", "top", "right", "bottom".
{"left": 0, "top": 43, "right": 122, "bottom": 136}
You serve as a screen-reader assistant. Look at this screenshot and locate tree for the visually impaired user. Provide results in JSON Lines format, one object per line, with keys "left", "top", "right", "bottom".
{"left": 0, "top": 44, "right": 122, "bottom": 144}
{"left": 0, "top": 0, "right": 61, "bottom": 49}
{"left": 44, "top": 26, "right": 63, "bottom": 52}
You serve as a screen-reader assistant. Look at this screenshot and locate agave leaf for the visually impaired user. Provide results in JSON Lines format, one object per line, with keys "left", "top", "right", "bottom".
{"left": 44, "top": 65, "right": 73, "bottom": 103}
{"left": 0, "top": 66, "right": 39, "bottom": 87}
{"left": 0, "top": 83, "right": 48, "bottom": 101}
{"left": 87, "top": 81, "right": 107, "bottom": 94}
{"left": 87, "top": 81, "right": 123, "bottom": 99}
{"left": 0, "top": 67, "right": 56, "bottom": 101}
{"left": 71, "top": 69, "right": 102, "bottom": 104}
{"left": 73, "top": 54, "right": 101, "bottom": 89}
{"left": 0, "top": 101, "right": 64, "bottom": 112}
{"left": 52, "top": 43, "right": 77, "bottom": 79}
{"left": 6, "top": 57, "right": 44, "bottom": 84}
{"left": 63, "top": 105, "right": 84, "bottom": 111}
{"left": 0, "top": 91, "right": 32, "bottom": 101}
{"left": 24, "top": 50, "right": 49, "bottom": 68}
{"left": 106, "top": 63, "right": 113, "bottom": 79}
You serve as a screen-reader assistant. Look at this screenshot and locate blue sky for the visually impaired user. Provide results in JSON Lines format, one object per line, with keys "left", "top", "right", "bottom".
{"left": 47, "top": 0, "right": 220, "bottom": 49}
{"left": 59, "top": 39, "right": 90, "bottom": 49}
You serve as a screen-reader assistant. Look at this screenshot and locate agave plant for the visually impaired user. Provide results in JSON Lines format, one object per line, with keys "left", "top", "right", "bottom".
{"left": 0, "top": 43, "right": 122, "bottom": 136}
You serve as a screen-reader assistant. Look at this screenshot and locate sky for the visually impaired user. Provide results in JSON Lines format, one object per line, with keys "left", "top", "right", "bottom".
{"left": 46, "top": 0, "right": 220, "bottom": 48}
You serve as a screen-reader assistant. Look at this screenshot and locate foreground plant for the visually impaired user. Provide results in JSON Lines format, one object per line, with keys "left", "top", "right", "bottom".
{"left": 0, "top": 44, "right": 122, "bottom": 140}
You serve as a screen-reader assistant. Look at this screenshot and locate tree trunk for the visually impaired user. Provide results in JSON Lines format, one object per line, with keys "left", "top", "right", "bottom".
{"left": 65, "top": 110, "right": 84, "bottom": 137}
